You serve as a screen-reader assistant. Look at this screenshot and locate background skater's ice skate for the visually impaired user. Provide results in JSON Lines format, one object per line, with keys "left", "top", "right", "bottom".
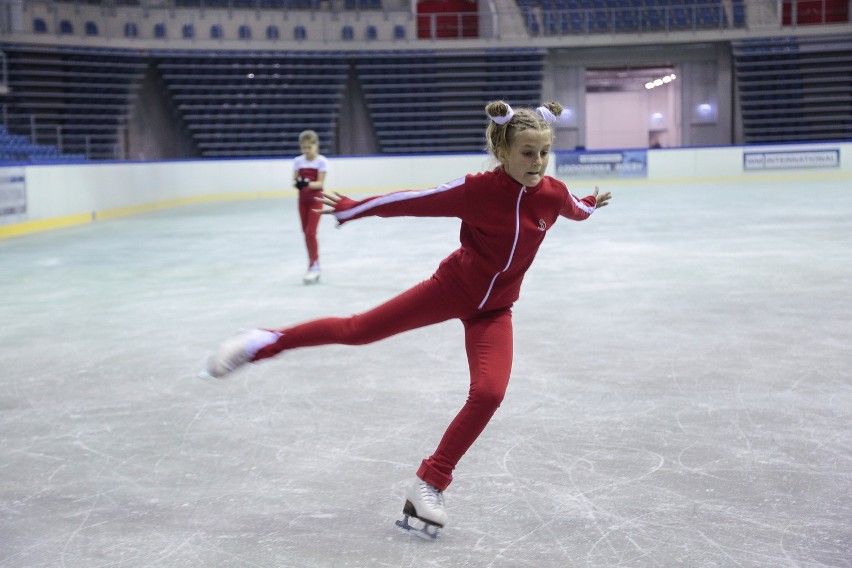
{"left": 395, "top": 477, "right": 447, "bottom": 540}
{"left": 303, "top": 261, "right": 320, "bottom": 284}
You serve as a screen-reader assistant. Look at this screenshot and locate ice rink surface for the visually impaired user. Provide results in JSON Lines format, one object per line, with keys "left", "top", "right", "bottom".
{"left": 1, "top": 177, "right": 850, "bottom": 567}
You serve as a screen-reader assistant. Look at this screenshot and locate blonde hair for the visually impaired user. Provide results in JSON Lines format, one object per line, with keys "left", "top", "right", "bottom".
{"left": 298, "top": 129, "right": 319, "bottom": 145}
{"left": 484, "top": 101, "right": 563, "bottom": 158}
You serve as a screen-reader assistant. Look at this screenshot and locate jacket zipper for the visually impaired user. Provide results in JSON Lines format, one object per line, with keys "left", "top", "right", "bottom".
{"left": 477, "top": 186, "right": 526, "bottom": 309}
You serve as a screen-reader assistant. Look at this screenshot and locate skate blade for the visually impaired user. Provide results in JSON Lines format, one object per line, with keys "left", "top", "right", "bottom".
{"left": 197, "top": 369, "right": 217, "bottom": 381}
{"left": 395, "top": 515, "right": 440, "bottom": 541}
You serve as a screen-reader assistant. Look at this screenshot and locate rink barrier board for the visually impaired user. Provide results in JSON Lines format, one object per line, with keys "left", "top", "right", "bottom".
{"left": 1, "top": 143, "right": 849, "bottom": 240}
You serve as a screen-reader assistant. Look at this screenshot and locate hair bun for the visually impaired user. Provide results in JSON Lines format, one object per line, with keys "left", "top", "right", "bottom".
{"left": 486, "top": 101, "right": 514, "bottom": 125}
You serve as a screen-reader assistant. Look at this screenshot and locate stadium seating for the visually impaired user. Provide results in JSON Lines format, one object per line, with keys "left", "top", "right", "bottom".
{"left": 355, "top": 48, "right": 545, "bottom": 153}
{"left": 3, "top": 2, "right": 847, "bottom": 160}
{"left": 0, "top": 127, "right": 84, "bottom": 163}
{"left": 1, "top": 42, "right": 548, "bottom": 158}
{"left": 732, "top": 34, "right": 852, "bottom": 144}
{"left": 0, "top": 45, "right": 148, "bottom": 160}
{"left": 155, "top": 51, "right": 349, "bottom": 157}
{"left": 516, "top": 0, "right": 741, "bottom": 36}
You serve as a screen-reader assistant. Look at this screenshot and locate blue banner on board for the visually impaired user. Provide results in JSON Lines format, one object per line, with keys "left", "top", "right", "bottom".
{"left": 554, "top": 149, "right": 648, "bottom": 178}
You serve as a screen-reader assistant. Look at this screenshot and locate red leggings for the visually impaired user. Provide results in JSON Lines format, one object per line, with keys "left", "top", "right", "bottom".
{"left": 298, "top": 192, "right": 322, "bottom": 265}
{"left": 253, "top": 276, "right": 514, "bottom": 491}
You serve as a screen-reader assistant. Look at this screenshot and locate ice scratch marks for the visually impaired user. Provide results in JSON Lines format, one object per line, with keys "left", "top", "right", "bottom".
{"left": 492, "top": 429, "right": 669, "bottom": 566}
{"left": 567, "top": 447, "right": 666, "bottom": 499}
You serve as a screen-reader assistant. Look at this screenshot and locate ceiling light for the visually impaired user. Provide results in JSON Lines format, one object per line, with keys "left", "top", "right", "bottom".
{"left": 644, "top": 72, "right": 677, "bottom": 90}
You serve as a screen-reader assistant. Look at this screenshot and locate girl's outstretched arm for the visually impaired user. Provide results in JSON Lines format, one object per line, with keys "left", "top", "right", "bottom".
{"left": 317, "top": 191, "right": 348, "bottom": 214}
{"left": 559, "top": 185, "right": 612, "bottom": 221}
{"left": 313, "top": 180, "right": 466, "bottom": 226}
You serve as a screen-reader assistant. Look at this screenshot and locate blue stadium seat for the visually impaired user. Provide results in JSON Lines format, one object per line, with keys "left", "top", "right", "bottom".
{"left": 33, "top": 18, "right": 47, "bottom": 33}
{"left": 732, "top": 0, "right": 746, "bottom": 27}
{"left": 85, "top": 21, "right": 98, "bottom": 36}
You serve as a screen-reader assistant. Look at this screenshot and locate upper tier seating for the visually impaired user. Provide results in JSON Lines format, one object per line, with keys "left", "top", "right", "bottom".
{"left": 515, "top": 0, "right": 745, "bottom": 36}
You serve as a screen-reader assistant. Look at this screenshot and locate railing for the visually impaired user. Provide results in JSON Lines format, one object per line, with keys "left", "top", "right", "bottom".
{"left": 1, "top": 110, "right": 115, "bottom": 160}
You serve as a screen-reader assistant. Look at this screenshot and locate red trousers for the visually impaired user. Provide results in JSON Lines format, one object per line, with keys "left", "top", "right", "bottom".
{"left": 298, "top": 191, "right": 322, "bottom": 265}
{"left": 253, "top": 275, "right": 514, "bottom": 491}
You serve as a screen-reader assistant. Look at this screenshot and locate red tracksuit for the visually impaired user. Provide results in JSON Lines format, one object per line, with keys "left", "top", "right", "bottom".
{"left": 293, "top": 154, "right": 328, "bottom": 265}
{"left": 254, "top": 166, "right": 598, "bottom": 490}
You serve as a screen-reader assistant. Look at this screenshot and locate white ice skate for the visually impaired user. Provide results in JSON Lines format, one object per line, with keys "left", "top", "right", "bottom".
{"left": 395, "top": 478, "right": 447, "bottom": 540}
{"left": 303, "top": 262, "right": 320, "bottom": 285}
{"left": 199, "top": 329, "right": 280, "bottom": 380}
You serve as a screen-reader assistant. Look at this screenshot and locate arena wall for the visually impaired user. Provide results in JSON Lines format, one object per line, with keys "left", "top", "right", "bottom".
{"left": 1, "top": 142, "right": 849, "bottom": 238}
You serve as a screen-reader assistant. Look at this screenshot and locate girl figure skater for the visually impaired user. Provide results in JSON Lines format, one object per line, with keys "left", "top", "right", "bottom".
{"left": 292, "top": 129, "right": 328, "bottom": 284}
{"left": 203, "top": 101, "right": 612, "bottom": 538}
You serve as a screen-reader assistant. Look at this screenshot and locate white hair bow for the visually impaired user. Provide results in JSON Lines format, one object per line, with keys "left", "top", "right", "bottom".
{"left": 489, "top": 104, "right": 514, "bottom": 125}
{"left": 536, "top": 105, "right": 571, "bottom": 127}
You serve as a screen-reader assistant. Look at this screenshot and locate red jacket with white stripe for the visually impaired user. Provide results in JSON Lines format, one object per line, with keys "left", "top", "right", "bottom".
{"left": 333, "top": 167, "right": 598, "bottom": 312}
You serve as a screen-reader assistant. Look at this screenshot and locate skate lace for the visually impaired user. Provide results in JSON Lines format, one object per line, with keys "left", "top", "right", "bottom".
{"left": 419, "top": 481, "right": 444, "bottom": 509}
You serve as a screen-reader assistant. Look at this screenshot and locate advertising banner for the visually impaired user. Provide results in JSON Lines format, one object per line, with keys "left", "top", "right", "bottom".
{"left": 0, "top": 167, "right": 26, "bottom": 221}
{"left": 743, "top": 149, "right": 839, "bottom": 171}
{"left": 555, "top": 149, "right": 648, "bottom": 179}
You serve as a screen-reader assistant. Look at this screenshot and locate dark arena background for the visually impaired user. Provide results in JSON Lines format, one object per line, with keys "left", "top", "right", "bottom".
{"left": 1, "top": 0, "right": 850, "bottom": 160}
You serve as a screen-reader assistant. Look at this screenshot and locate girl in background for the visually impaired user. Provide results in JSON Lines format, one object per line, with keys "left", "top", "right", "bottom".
{"left": 292, "top": 129, "right": 328, "bottom": 284}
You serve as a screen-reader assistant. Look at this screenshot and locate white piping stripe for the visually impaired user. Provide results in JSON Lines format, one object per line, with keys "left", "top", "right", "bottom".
{"left": 335, "top": 177, "right": 466, "bottom": 222}
{"left": 571, "top": 192, "right": 596, "bottom": 215}
{"left": 478, "top": 187, "right": 525, "bottom": 310}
